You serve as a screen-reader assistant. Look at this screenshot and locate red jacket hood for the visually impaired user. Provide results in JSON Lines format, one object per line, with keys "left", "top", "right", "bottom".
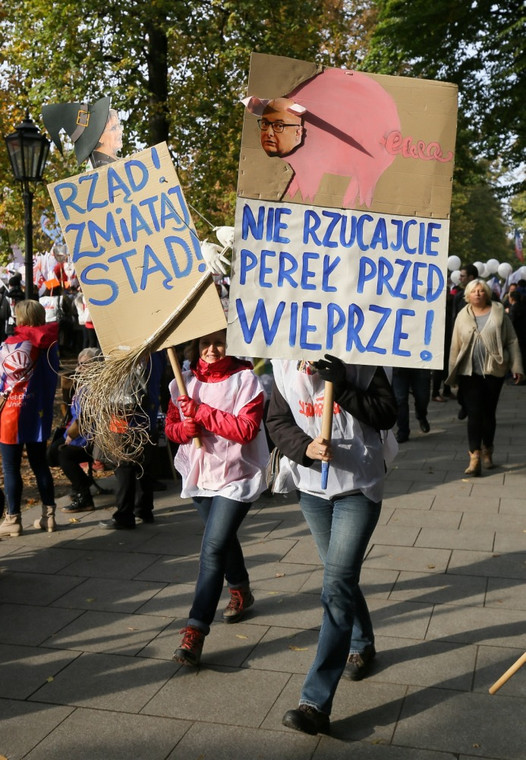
{"left": 6, "top": 322, "right": 59, "bottom": 349}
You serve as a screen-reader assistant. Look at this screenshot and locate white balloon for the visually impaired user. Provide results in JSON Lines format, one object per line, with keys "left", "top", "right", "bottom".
{"left": 485, "top": 258, "right": 499, "bottom": 274}
{"left": 450, "top": 270, "right": 461, "bottom": 285}
{"left": 520, "top": 266, "right": 526, "bottom": 279}
{"left": 498, "top": 262, "right": 513, "bottom": 278}
{"left": 473, "top": 261, "right": 485, "bottom": 275}
{"left": 447, "top": 255, "right": 461, "bottom": 272}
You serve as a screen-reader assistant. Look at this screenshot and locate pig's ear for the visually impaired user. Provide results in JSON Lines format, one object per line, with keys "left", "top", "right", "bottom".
{"left": 240, "top": 96, "right": 270, "bottom": 116}
{"left": 287, "top": 103, "right": 307, "bottom": 116}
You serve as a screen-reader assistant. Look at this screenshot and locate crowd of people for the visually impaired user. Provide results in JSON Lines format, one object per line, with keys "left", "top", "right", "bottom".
{"left": 0, "top": 259, "right": 99, "bottom": 358}
{"left": 0, "top": 264, "right": 524, "bottom": 736}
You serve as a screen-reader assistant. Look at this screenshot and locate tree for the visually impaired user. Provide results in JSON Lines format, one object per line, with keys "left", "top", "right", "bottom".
{"left": 364, "top": 0, "right": 524, "bottom": 265}
{"left": 1, "top": 0, "right": 369, "bottom": 259}
{"left": 365, "top": 0, "right": 526, "bottom": 176}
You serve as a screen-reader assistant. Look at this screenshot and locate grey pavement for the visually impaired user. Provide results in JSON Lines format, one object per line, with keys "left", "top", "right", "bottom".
{"left": 1, "top": 382, "right": 525, "bottom": 760}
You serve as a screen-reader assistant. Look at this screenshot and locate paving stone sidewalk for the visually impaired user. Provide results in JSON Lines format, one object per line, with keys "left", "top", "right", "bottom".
{"left": 1, "top": 382, "right": 525, "bottom": 760}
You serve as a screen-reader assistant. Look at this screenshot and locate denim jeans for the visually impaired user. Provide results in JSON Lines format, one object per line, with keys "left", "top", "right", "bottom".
{"left": 298, "top": 490, "right": 381, "bottom": 715}
{"left": 0, "top": 442, "right": 55, "bottom": 514}
{"left": 188, "top": 495, "right": 251, "bottom": 634}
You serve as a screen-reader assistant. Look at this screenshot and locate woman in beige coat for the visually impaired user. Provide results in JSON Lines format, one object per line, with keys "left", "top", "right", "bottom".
{"left": 447, "top": 279, "right": 523, "bottom": 475}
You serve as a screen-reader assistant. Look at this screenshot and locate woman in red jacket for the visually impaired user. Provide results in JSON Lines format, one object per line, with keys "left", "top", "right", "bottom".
{"left": 0, "top": 300, "right": 59, "bottom": 536}
{"left": 165, "top": 329, "right": 269, "bottom": 666}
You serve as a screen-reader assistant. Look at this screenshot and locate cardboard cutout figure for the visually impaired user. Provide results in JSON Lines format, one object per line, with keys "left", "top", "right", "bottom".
{"left": 256, "top": 98, "right": 305, "bottom": 158}
{"left": 90, "top": 109, "right": 123, "bottom": 168}
{"left": 42, "top": 97, "right": 111, "bottom": 166}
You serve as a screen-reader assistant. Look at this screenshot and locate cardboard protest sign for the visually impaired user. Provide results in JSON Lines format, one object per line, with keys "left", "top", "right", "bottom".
{"left": 47, "top": 142, "right": 226, "bottom": 355}
{"left": 227, "top": 53, "right": 458, "bottom": 368}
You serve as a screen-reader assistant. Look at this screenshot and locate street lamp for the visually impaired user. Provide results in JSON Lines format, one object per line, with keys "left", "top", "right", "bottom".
{"left": 4, "top": 112, "right": 50, "bottom": 299}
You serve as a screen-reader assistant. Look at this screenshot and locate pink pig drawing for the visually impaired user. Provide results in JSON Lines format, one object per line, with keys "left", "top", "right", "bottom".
{"left": 245, "top": 69, "right": 401, "bottom": 209}
{"left": 288, "top": 69, "right": 400, "bottom": 208}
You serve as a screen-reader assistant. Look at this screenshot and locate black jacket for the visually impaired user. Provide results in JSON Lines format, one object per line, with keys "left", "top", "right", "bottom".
{"left": 266, "top": 366, "right": 397, "bottom": 467}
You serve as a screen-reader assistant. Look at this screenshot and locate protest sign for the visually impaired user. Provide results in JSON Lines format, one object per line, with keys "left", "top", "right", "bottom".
{"left": 228, "top": 53, "right": 458, "bottom": 368}
{"left": 47, "top": 142, "right": 226, "bottom": 355}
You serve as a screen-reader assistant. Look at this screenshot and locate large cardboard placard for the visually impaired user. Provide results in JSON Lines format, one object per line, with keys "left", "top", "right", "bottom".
{"left": 227, "top": 54, "right": 458, "bottom": 369}
{"left": 47, "top": 142, "right": 226, "bottom": 354}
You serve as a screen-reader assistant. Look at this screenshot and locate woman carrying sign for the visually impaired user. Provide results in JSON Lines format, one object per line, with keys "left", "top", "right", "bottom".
{"left": 265, "top": 355, "right": 397, "bottom": 735}
{"left": 165, "top": 329, "right": 269, "bottom": 666}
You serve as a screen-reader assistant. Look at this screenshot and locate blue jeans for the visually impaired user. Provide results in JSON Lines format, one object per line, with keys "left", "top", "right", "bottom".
{"left": 188, "top": 495, "right": 251, "bottom": 634}
{"left": 0, "top": 442, "right": 55, "bottom": 515}
{"left": 298, "top": 490, "right": 381, "bottom": 715}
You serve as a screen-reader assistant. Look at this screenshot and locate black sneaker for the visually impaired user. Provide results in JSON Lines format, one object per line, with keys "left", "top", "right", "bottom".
{"left": 282, "top": 704, "right": 330, "bottom": 735}
{"left": 135, "top": 511, "right": 155, "bottom": 523}
{"left": 98, "top": 519, "right": 135, "bottom": 530}
{"left": 61, "top": 492, "right": 95, "bottom": 513}
{"left": 343, "top": 644, "right": 376, "bottom": 681}
{"left": 419, "top": 418, "right": 430, "bottom": 433}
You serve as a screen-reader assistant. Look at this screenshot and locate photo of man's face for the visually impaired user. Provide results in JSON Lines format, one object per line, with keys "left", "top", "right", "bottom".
{"left": 258, "top": 98, "right": 304, "bottom": 158}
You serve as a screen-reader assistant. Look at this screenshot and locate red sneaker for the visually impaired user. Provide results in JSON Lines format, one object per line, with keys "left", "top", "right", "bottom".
{"left": 173, "top": 626, "right": 205, "bottom": 666}
{"left": 223, "top": 587, "right": 254, "bottom": 623}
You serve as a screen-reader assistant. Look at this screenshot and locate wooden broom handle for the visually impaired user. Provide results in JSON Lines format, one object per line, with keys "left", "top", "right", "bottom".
{"left": 489, "top": 652, "right": 526, "bottom": 694}
{"left": 167, "top": 347, "right": 201, "bottom": 448}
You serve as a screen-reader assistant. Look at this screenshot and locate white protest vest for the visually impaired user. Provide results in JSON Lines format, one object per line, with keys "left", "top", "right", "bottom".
{"left": 272, "top": 360, "right": 391, "bottom": 502}
{"left": 170, "top": 369, "right": 269, "bottom": 503}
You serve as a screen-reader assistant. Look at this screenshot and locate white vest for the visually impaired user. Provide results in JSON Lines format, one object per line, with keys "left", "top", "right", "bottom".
{"left": 170, "top": 369, "right": 269, "bottom": 503}
{"left": 272, "top": 360, "right": 396, "bottom": 503}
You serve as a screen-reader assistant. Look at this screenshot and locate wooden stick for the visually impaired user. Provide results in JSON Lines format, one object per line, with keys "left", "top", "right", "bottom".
{"left": 167, "top": 347, "right": 201, "bottom": 449}
{"left": 320, "top": 380, "right": 333, "bottom": 489}
{"left": 489, "top": 652, "right": 526, "bottom": 694}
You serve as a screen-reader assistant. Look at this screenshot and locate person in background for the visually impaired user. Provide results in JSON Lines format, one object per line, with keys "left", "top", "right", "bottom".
{"left": 265, "top": 355, "right": 397, "bottom": 736}
{"left": 502, "top": 282, "right": 518, "bottom": 312}
{"left": 392, "top": 367, "right": 431, "bottom": 443}
{"left": 447, "top": 279, "right": 523, "bottom": 475}
{"left": 98, "top": 351, "right": 166, "bottom": 529}
{"left": 0, "top": 281, "right": 11, "bottom": 344}
{"left": 47, "top": 348, "right": 102, "bottom": 514}
{"left": 74, "top": 291, "right": 99, "bottom": 349}
{"left": 165, "top": 329, "right": 268, "bottom": 667}
{"left": 5, "top": 273, "right": 25, "bottom": 337}
{"left": 0, "top": 301, "right": 59, "bottom": 536}
{"left": 508, "top": 288, "right": 526, "bottom": 379}
{"left": 452, "top": 264, "right": 479, "bottom": 420}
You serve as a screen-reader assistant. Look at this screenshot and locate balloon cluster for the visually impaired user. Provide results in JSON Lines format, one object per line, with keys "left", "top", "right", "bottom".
{"left": 447, "top": 255, "right": 526, "bottom": 287}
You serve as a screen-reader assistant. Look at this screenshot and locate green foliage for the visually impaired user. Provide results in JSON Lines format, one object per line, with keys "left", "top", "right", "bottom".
{"left": 366, "top": 0, "right": 526, "bottom": 173}
{"left": 1, "top": 0, "right": 520, "bottom": 272}
{"left": 1, "top": 0, "right": 364, "bottom": 253}
{"left": 365, "top": 0, "right": 524, "bottom": 265}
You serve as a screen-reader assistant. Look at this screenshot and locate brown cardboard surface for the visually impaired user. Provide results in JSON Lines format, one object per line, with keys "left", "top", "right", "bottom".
{"left": 47, "top": 143, "right": 225, "bottom": 355}
{"left": 238, "top": 53, "right": 458, "bottom": 219}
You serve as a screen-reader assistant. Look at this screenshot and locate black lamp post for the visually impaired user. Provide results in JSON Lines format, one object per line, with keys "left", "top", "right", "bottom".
{"left": 5, "top": 112, "right": 50, "bottom": 299}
